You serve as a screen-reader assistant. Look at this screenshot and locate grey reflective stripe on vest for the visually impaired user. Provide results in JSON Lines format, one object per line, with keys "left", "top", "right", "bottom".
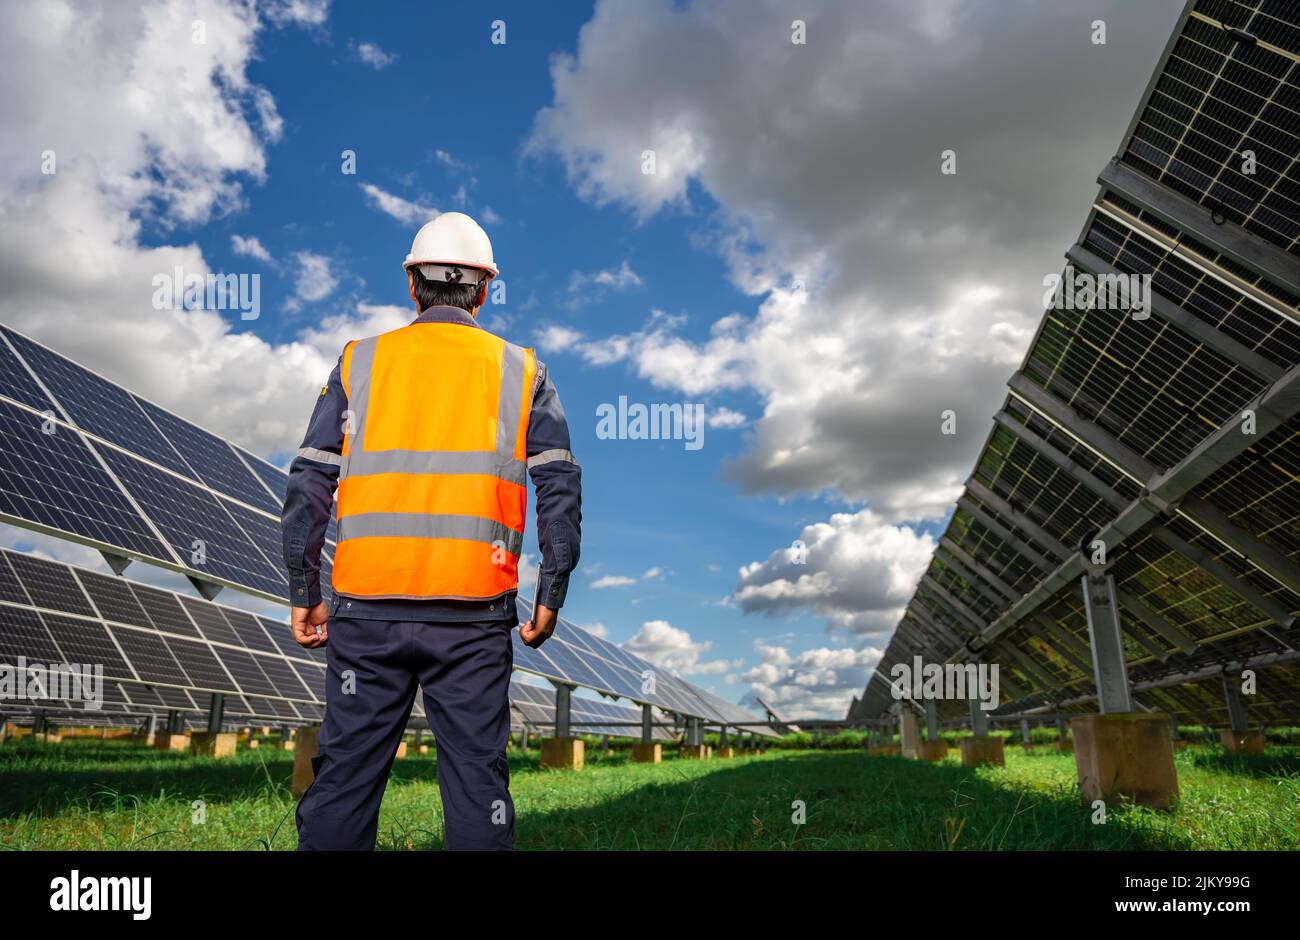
{"left": 296, "top": 446, "right": 342, "bottom": 466}
{"left": 527, "top": 448, "right": 578, "bottom": 469}
{"left": 341, "top": 335, "right": 378, "bottom": 481}
{"left": 497, "top": 341, "right": 526, "bottom": 457}
{"left": 343, "top": 449, "right": 526, "bottom": 485}
{"left": 336, "top": 512, "right": 524, "bottom": 556}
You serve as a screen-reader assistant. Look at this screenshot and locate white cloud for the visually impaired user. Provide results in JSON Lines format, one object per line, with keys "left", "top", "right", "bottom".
{"left": 707, "top": 407, "right": 746, "bottom": 429}
{"left": 360, "top": 182, "right": 438, "bottom": 226}
{"left": 265, "top": 0, "right": 330, "bottom": 27}
{"left": 284, "top": 250, "right": 337, "bottom": 310}
{"left": 528, "top": 0, "right": 1179, "bottom": 521}
{"left": 354, "top": 40, "right": 397, "bottom": 69}
{"left": 733, "top": 509, "right": 935, "bottom": 639}
{"left": 582, "top": 621, "right": 609, "bottom": 639}
{"left": 739, "top": 641, "right": 882, "bottom": 720}
{"left": 623, "top": 620, "right": 738, "bottom": 676}
{"left": 231, "top": 234, "right": 273, "bottom": 264}
{"left": 591, "top": 566, "right": 664, "bottom": 589}
{"left": 434, "top": 149, "right": 462, "bottom": 169}
{"left": 569, "top": 259, "right": 642, "bottom": 295}
{"left": 0, "top": 0, "right": 403, "bottom": 461}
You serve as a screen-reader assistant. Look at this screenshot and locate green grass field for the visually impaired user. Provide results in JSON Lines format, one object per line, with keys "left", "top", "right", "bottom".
{"left": 2, "top": 739, "right": 1297, "bottom": 850}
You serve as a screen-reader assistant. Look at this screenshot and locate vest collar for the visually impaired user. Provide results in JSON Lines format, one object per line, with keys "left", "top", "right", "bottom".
{"left": 413, "top": 305, "right": 481, "bottom": 328}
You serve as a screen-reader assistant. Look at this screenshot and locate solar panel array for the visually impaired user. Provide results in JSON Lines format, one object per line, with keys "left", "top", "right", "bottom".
{"left": 853, "top": 0, "right": 1300, "bottom": 728}
{"left": 0, "top": 321, "right": 771, "bottom": 730}
{"left": 0, "top": 325, "right": 326, "bottom": 602}
{"left": 0, "top": 547, "right": 325, "bottom": 726}
{"left": 508, "top": 681, "right": 677, "bottom": 741}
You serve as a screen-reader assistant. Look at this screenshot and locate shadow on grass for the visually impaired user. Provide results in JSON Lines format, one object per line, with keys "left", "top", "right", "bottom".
{"left": 1185, "top": 746, "right": 1300, "bottom": 779}
{"left": 420, "top": 751, "right": 1188, "bottom": 851}
{"left": 0, "top": 739, "right": 591, "bottom": 820}
{"left": 0, "top": 739, "right": 301, "bottom": 818}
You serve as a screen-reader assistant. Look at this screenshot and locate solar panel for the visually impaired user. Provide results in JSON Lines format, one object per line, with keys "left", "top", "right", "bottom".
{"left": 1, "top": 327, "right": 193, "bottom": 477}
{"left": 130, "top": 583, "right": 201, "bottom": 637}
{"left": 0, "top": 399, "right": 170, "bottom": 560}
{"left": 76, "top": 568, "right": 153, "bottom": 628}
{"left": 0, "top": 333, "right": 55, "bottom": 412}
{"left": 1122, "top": 5, "right": 1300, "bottom": 256}
{"left": 136, "top": 399, "right": 281, "bottom": 514}
{"left": 8, "top": 552, "right": 95, "bottom": 618}
{"left": 108, "top": 625, "right": 189, "bottom": 686}
{"left": 98, "top": 448, "right": 287, "bottom": 596}
{"left": 41, "top": 612, "right": 133, "bottom": 679}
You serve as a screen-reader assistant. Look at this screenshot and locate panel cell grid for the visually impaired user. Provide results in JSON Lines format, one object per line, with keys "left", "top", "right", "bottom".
{"left": 0, "top": 399, "right": 170, "bottom": 560}
{"left": 8, "top": 552, "right": 96, "bottom": 617}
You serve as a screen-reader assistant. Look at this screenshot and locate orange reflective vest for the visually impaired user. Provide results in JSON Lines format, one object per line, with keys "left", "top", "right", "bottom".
{"left": 332, "top": 320, "right": 537, "bottom": 600}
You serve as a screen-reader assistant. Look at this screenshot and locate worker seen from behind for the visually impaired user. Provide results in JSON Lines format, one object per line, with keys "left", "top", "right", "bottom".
{"left": 281, "top": 211, "right": 582, "bottom": 850}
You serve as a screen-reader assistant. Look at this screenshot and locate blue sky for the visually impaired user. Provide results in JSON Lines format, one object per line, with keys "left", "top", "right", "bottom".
{"left": 0, "top": 0, "right": 1184, "bottom": 716}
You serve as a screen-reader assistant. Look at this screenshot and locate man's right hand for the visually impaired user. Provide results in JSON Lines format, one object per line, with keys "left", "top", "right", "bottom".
{"left": 292, "top": 602, "right": 329, "bottom": 648}
{"left": 520, "top": 604, "right": 558, "bottom": 648}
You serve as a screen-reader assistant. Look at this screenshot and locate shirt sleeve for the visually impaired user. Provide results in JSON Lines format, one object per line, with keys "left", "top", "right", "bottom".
{"left": 281, "top": 357, "right": 346, "bottom": 607}
{"left": 525, "top": 361, "right": 582, "bottom": 610}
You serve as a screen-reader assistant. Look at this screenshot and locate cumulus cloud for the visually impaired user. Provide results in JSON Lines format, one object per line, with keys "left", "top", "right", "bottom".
{"left": 0, "top": 0, "right": 398, "bottom": 460}
{"left": 528, "top": 0, "right": 1182, "bottom": 520}
{"left": 733, "top": 509, "right": 935, "bottom": 639}
{"left": 707, "top": 407, "right": 746, "bottom": 429}
{"left": 287, "top": 251, "right": 337, "bottom": 306}
{"left": 265, "top": 0, "right": 330, "bottom": 28}
{"left": 591, "top": 566, "right": 663, "bottom": 589}
{"left": 623, "top": 620, "right": 738, "bottom": 676}
{"left": 353, "top": 40, "right": 397, "bottom": 69}
{"left": 360, "top": 183, "right": 439, "bottom": 226}
{"left": 231, "top": 234, "right": 273, "bottom": 264}
{"left": 569, "top": 259, "right": 642, "bottom": 295}
{"left": 739, "top": 641, "right": 882, "bottom": 720}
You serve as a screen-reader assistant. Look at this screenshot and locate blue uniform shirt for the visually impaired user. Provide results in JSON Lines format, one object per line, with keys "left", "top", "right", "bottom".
{"left": 281, "top": 305, "right": 582, "bottom": 623}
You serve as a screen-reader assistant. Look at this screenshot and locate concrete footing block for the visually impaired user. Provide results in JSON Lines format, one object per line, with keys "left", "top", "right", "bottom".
{"left": 959, "top": 736, "right": 1005, "bottom": 767}
{"left": 394, "top": 741, "right": 408, "bottom": 759}
{"left": 1220, "top": 730, "right": 1265, "bottom": 754}
{"left": 292, "top": 726, "right": 320, "bottom": 799}
{"left": 190, "top": 731, "right": 237, "bottom": 758}
{"left": 540, "top": 737, "right": 584, "bottom": 770}
{"left": 915, "top": 740, "right": 949, "bottom": 761}
{"left": 678, "top": 744, "right": 712, "bottom": 759}
{"left": 715, "top": 746, "right": 736, "bottom": 758}
{"left": 632, "top": 743, "right": 661, "bottom": 763}
{"left": 1072, "top": 713, "right": 1178, "bottom": 810}
{"left": 417, "top": 744, "right": 429, "bottom": 755}
{"left": 154, "top": 732, "right": 190, "bottom": 752}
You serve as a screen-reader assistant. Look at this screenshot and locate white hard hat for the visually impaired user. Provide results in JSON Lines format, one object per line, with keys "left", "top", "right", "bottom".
{"left": 403, "top": 211, "right": 498, "bottom": 282}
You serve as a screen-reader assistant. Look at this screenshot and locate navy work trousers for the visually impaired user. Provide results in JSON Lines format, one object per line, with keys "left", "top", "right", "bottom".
{"left": 296, "top": 616, "right": 515, "bottom": 850}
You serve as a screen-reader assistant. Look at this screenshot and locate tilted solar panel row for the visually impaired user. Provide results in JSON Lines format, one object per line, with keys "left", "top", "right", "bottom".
{"left": 855, "top": 0, "right": 1300, "bottom": 726}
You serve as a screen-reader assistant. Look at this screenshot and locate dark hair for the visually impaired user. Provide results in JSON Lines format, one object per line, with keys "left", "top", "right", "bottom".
{"left": 408, "top": 266, "right": 483, "bottom": 313}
